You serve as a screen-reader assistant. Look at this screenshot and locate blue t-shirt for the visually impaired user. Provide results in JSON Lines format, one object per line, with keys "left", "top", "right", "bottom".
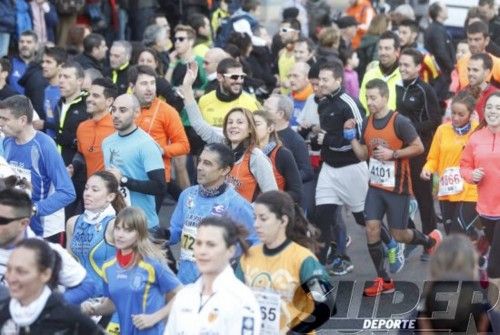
{"left": 102, "top": 128, "right": 164, "bottom": 228}
{"left": 70, "top": 215, "right": 115, "bottom": 296}
{"left": 170, "top": 184, "right": 259, "bottom": 284}
{"left": 8, "top": 57, "right": 27, "bottom": 94}
{"left": 44, "top": 84, "right": 61, "bottom": 138}
{"left": 102, "top": 257, "right": 181, "bottom": 335}
{"left": 3, "top": 132, "right": 76, "bottom": 235}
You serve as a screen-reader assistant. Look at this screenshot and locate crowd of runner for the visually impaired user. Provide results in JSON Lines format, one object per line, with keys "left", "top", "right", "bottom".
{"left": 0, "top": 0, "right": 499, "bottom": 333}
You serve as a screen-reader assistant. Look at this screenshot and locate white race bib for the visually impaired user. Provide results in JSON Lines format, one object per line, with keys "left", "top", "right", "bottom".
{"left": 369, "top": 158, "right": 395, "bottom": 188}
{"left": 180, "top": 225, "right": 197, "bottom": 261}
{"left": 119, "top": 186, "right": 132, "bottom": 206}
{"left": 438, "top": 167, "right": 464, "bottom": 196}
{"left": 254, "top": 290, "right": 281, "bottom": 335}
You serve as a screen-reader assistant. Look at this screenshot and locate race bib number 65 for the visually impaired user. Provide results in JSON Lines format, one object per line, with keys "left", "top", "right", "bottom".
{"left": 254, "top": 290, "right": 281, "bottom": 335}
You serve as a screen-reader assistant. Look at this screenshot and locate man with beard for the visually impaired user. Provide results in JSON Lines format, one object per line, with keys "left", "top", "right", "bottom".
{"left": 8, "top": 30, "right": 38, "bottom": 95}
{"left": 359, "top": 31, "right": 402, "bottom": 112}
{"left": 198, "top": 58, "right": 261, "bottom": 132}
{"left": 103, "top": 94, "right": 166, "bottom": 231}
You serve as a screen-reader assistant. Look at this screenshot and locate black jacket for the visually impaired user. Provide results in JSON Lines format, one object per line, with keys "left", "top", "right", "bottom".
{"left": 46, "top": 91, "right": 89, "bottom": 165}
{"left": 18, "top": 62, "right": 49, "bottom": 120}
{"left": 311, "top": 87, "right": 366, "bottom": 168}
{"left": 396, "top": 77, "right": 442, "bottom": 148}
{"left": 0, "top": 293, "right": 103, "bottom": 335}
{"left": 247, "top": 45, "right": 277, "bottom": 95}
{"left": 73, "top": 52, "right": 104, "bottom": 73}
{"left": 105, "top": 64, "right": 129, "bottom": 94}
{"left": 424, "top": 21, "right": 455, "bottom": 75}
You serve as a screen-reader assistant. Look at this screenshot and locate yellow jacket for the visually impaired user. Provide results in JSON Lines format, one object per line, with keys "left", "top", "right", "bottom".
{"left": 359, "top": 62, "right": 401, "bottom": 113}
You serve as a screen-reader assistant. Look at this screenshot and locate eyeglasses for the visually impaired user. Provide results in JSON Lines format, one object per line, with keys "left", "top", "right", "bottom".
{"left": 0, "top": 216, "right": 27, "bottom": 225}
{"left": 280, "top": 27, "right": 297, "bottom": 33}
{"left": 174, "top": 37, "right": 186, "bottom": 42}
{"left": 223, "top": 73, "right": 246, "bottom": 80}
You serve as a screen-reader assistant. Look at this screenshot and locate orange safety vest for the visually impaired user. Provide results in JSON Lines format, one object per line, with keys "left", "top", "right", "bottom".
{"left": 227, "top": 149, "right": 259, "bottom": 202}
{"left": 364, "top": 112, "right": 413, "bottom": 195}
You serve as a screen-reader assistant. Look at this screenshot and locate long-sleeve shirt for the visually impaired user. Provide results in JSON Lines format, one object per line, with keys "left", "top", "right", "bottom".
{"left": 3, "top": 132, "right": 76, "bottom": 236}
{"left": 136, "top": 97, "right": 190, "bottom": 181}
{"left": 460, "top": 127, "right": 500, "bottom": 217}
{"left": 424, "top": 122, "right": 478, "bottom": 202}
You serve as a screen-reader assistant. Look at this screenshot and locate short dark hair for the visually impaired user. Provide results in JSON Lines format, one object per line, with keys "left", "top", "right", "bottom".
{"left": 308, "top": 62, "right": 320, "bottom": 79}
{"left": 451, "top": 90, "right": 476, "bottom": 113}
{"left": 83, "top": 33, "right": 105, "bottom": 54}
{"left": 43, "top": 46, "right": 67, "bottom": 65}
{"left": 470, "top": 52, "right": 493, "bottom": 71}
{"left": 295, "top": 36, "right": 316, "bottom": 53}
{"left": 128, "top": 64, "right": 157, "bottom": 85}
{"left": 428, "top": 2, "right": 444, "bottom": 21}
{"left": 365, "top": 78, "right": 390, "bottom": 98}
{"left": 91, "top": 77, "right": 119, "bottom": 99}
{"left": 379, "top": 30, "right": 400, "bottom": 50}
{"left": 241, "top": 0, "right": 260, "bottom": 12}
{"left": 399, "top": 19, "right": 419, "bottom": 34}
{"left": 400, "top": 47, "right": 424, "bottom": 65}
{"left": 319, "top": 60, "right": 344, "bottom": 82}
{"left": 217, "top": 58, "right": 242, "bottom": 74}
{"left": 203, "top": 143, "right": 234, "bottom": 171}
{"left": 0, "top": 95, "right": 34, "bottom": 123}
{"left": 188, "top": 13, "right": 209, "bottom": 33}
{"left": 467, "top": 20, "right": 489, "bottom": 37}
{"left": 61, "top": 61, "right": 84, "bottom": 79}
{"left": 282, "top": 18, "right": 301, "bottom": 31}
{"left": 0, "top": 188, "right": 32, "bottom": 217}
{"left": 478, "top": 0, "right": 494, "bottom": 7}
{"left": 0, "top": 57, "right": 11, "bottom": 75}
{"left": 19, "top": 30, "right": 38, "bottom": 42}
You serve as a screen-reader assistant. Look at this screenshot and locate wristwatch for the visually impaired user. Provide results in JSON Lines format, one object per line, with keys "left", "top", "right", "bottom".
{"left": 392, "top": 150, "right": 399, "bottom": 160}
{"left": 120, "top": 176, "right": 128, "bottom": 186}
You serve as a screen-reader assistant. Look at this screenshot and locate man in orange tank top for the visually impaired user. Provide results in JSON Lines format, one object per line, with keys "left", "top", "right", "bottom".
{"left": 349, "top": 79, "right": 443, "bottom": 297}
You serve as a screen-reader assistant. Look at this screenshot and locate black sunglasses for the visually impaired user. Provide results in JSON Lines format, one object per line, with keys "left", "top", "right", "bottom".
{"left": 0, "top": 216, "right": 27, "bottom": 225}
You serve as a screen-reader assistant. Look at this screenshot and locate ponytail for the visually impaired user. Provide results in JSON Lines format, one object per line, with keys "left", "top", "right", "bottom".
{"left": 91, "top": 171, "right": 127, "bottom": 212}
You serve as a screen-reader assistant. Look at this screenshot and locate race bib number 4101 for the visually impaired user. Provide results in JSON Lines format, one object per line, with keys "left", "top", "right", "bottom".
{"left": 369, "top": 158, "right": 395, "bottom": 188}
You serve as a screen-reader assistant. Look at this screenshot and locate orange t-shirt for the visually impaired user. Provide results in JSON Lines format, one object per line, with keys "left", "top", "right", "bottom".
{"left": 136, "top": 98, "right": 190, "bottom": 181}
{"left": 76, "top": 113, "right": 115, "bottom": 178}
{"left": 456, "top": 53, "right": 500, "bottom": 90}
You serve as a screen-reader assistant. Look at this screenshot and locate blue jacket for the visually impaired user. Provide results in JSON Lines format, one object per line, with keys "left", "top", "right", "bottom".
{"left": 0, "top": 0, "right": 16, "bottom": 34}
{"left": 15, "top": 0, "right": 33, "bottom": 38}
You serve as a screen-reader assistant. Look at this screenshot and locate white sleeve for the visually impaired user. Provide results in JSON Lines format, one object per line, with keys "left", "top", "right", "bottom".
{"left": 49, "top": 242, "right": 87, "bottom": 287}
{"left": 164, "top": 294, "right": 182, "bottom": 334}
{"left": 249, "top": 148, "right": 278, "bottom": 193}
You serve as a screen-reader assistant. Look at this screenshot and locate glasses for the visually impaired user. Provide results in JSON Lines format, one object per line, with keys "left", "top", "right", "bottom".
{"left": 174, "top": 37, "right": 186, "bottom": 42}
{"left": 280, "top": 27, "right": 297, "bottom": 33}
{"left": 223, "top": 73, "right": 246, "bottom": 80}
{"left": 0, "top": 216, "right": 27, "bottom": 225}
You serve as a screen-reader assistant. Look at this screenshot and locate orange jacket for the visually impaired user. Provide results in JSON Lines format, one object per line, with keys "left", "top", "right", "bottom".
{"left": 345, "top": 0, "right": 375, "bottom": 50}
{"left": 136, "top": 98, "right": 190, "bottom": 181}
{"left": 76, "top": 114, "right": 115, "bottom": 178}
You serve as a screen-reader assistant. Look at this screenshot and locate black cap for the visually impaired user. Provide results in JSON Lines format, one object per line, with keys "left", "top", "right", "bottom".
{"left": 336, "top": 16, "right": 358, "bottom": 29}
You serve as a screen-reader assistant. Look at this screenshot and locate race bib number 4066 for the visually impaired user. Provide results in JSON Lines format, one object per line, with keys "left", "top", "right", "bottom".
{"left": 438, "top": 167, "right": 464, "bottom": 196}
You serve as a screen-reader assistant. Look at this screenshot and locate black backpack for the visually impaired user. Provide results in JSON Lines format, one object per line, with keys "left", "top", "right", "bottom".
{"left": 55, "top": 0, "right": 85, "bottom": 15}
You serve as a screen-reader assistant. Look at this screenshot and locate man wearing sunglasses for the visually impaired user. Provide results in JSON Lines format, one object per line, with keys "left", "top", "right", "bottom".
{"left": 198, "top": 58, "right": 261, "bottom": 132}
{"left": 0, "top": 95, "right": 75, "bottom": 243}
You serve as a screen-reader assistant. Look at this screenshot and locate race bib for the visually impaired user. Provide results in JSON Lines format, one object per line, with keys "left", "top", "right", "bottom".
{"left": 369, "top": 158, "right": 395, "bottom": 188}
{"left": 254, "top": 290, "right": 281, "bottom": 335}
{"left": 438, "top": 167, "right": 464, "bottom": 196}
{"left": 180, "top": 225, "right": 197, "bottom": 261}
{"left": 119, "top": 186, "right": 131, "bottom": 206}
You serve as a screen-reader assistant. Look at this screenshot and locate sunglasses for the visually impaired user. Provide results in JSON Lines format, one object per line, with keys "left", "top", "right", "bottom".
{"left": 0, "top": 215, "right": 27, "bottom": 225}
{"left": 280, "top": 27, "right": 297, "bottom": 33}
{"left": 174, "top": 37, "right": 187, "bottom": 42}
{"left": 223, "top": 73, "right": 246, "bottom": 80}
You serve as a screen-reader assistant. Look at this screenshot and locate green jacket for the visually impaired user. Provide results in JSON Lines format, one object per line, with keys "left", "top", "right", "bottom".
{"left": 359, "top": 62, "right": 402, "bottom": 113}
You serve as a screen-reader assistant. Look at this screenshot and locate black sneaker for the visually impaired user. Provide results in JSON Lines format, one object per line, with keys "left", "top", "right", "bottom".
{"left": 328, "top": 256, "right": 354, "bottom": 276}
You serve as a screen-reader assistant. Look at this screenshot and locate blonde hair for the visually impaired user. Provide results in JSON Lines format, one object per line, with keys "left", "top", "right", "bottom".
{"left": 318, "top": 26, "right": 340, "bottom": 48}
{"left": 430, "top": 234, "right": 478, "bottom": 281}
{"left": 367, "top": 14, "right": 390, "bottom": 36}
{"left": 114, "top": 207, "right": 168, "bottom": 266}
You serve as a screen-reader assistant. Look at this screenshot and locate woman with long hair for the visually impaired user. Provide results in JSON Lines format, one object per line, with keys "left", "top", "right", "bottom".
{"left": 0, "top": 238, "right": 101, "bottom": 334}
{"left": 461, "top": 91, "right": 500, "bottom": 310}
{"left": 181, "top": 62, "right": 277, "bottom": 202}
{"left": 166, "top": 216, "right": 261, "bottom": 334}
{"left": 236, "top": 190, "right": 335, "bottom": 334}
{"left": 86, "top": 207, "right": 182, "bottom": 334}
{"left": 253, "top": 110, "right": 302, "bottom": 203}
{"left": 421, "top": 91, "right": 479, "bottom": 236}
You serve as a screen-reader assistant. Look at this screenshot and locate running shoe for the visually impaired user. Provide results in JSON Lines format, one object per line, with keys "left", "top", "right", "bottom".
{"left": 409, "top": 197, "right": 419, "bottom": 221}
{"left": 425, "top": 229, "right": 443, "bottom": 256}
{"left": 388, "top": 243, "right": 405, "bottom": 273}
{"left": 363, "top": 277, "right": 395, "bottom": 297}
{"left": 329, "top": 256, "right": 354, "bottom": 276}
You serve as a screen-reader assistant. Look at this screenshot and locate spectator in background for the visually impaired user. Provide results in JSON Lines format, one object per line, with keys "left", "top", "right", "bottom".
{"left": 143, "top": 24, "right": 171, "bottom": 71}
{"left": 188, "top": 13, "right": 212, "bottom": 58}
{"left": 106, "top": 40, "right": 132, "bottom": 94}
{"left": 82, "top": 67, "right": 103, "bottom": 91}
{"left": 0, "top": 58, "right": 16, "bottom": 100}
{"left": 316, "top": 26, "right": 341, "bottom": 64}
{"left": 478, "top": 0, "right": 500, "bottom": 57}
{"left": 66, "top": 24, "right": 91, "bottom": 56}
{"left": 128, "top": 0, "right": 160, "bottom": 41}
{"left": 0, "top": 0, "right": 16, "bottom": 57}
{"left": 73, "top": 33, "right": 108, "bottom": 73}
{"left": 425, "top": 1, "right": 456, "bottom": 102}
{"left": 29, "top": 0, "right": 58, "bottom": 44}
{"left": 340, "top": 48, "right": 360, "bottom": 98}
{"left": 345, "top": 0, "right": 375, "bottom": 50}
{"left": 277, "top": 18, "right": 301, "bottom": 94}
{"left": 203, "top": 47, "right": 230, "bottom": 93}
{"left": 293, "top": 36, "right": 316, "bottom": 67}
{"left": 357, "top": 14, "right": 390, "bottom": 79}
{"left": 337, "top": 16, "right": 358, "bottom": 59}
{"left": 8, "top": 30, "right": 38, "bottom": 95}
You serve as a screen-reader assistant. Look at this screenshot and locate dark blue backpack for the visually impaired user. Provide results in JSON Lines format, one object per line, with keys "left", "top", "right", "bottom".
{"left": 214, "top": 13, "right": 258, "bottom": 48}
